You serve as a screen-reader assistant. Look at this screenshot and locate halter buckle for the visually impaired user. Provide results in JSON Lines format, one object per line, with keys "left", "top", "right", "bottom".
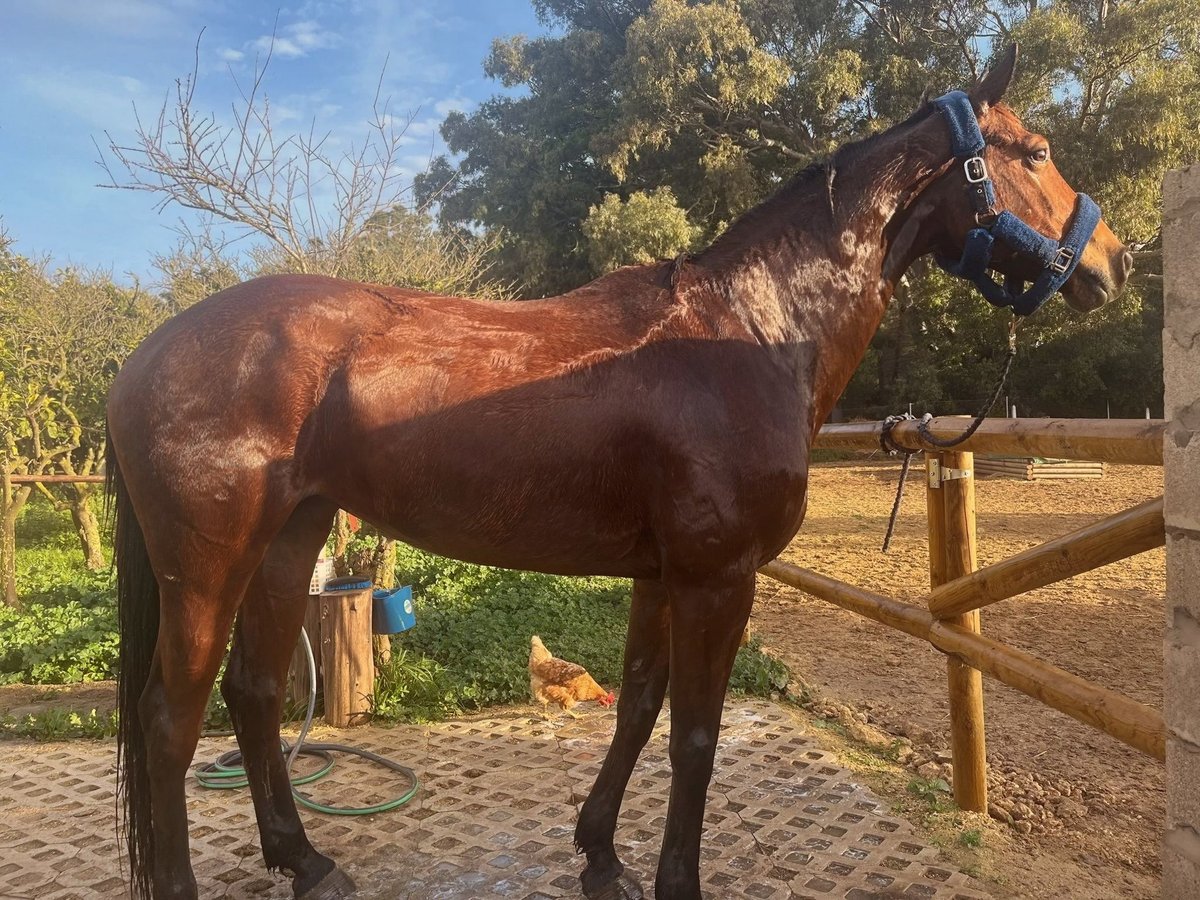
{"left": 1051, "top": 246, "right": 1076, "bottom": 274}
{"left": 963, "top": 156, "right": 989, "bottom": 183}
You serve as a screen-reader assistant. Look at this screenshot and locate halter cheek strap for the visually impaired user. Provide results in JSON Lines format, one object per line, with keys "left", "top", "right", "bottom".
{"left": 930, "top": 90, "right": 1101, "bottom": 316}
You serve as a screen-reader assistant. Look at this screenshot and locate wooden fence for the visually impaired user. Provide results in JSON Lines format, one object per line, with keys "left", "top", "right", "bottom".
{"left": 759, "top": 416, "right": 1168, "bottom": 812}
{"left": 7, "top": 474, "right": 105, "bottom": 484}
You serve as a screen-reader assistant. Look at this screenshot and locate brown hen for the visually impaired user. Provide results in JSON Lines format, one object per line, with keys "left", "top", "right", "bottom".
{"left": 529, "top": 635, "right": 615, "bottom": 717}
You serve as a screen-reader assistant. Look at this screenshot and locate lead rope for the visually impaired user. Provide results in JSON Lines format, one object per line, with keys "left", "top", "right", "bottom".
{"left": 879, "top": 416, "right": 916, "bottom": 552}
{"left": 879, "top": 317, "right": 1019, "bottom": 551}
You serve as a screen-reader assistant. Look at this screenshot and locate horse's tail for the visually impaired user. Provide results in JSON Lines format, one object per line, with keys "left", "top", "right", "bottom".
{"left": 107, "top": 425, "right": 158, "bottom": 900}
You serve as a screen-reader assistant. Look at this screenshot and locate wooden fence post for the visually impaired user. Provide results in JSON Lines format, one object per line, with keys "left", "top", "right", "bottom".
{"left": 928, "top": 450, "right": 988, "bottom": 812}
{"left": 1162, "top": 164, "right": 1200, "bottom": 897}
{"left": 319, "top": 587, "right": 374, "bottom": 727}
{"left": 925, "top": 453, "right": 947, "bottom": 588}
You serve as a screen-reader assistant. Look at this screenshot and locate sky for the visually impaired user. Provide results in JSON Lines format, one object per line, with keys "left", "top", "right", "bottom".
{"left": 0, "top": 0, "right": 548, "bottom": 283}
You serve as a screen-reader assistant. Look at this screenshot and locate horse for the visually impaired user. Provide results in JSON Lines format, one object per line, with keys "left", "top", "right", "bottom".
{"left": 106, "top": 46, "right": 1131, "bottom": 900}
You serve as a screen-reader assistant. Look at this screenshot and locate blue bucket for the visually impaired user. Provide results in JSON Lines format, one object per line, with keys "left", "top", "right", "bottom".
{"left": 372, "top": 585, "right": 416, "bottom": 635}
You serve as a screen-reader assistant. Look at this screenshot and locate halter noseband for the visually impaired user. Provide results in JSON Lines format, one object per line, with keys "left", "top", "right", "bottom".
{"left": 931, "top": 90, "right": 1101, "bottom": 316}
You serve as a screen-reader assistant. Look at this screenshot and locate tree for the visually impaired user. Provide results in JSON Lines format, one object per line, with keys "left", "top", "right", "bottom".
{"left": 0, "top": 233, "right": 159, "bottom": 603}
{"left": 582, "top": 187, "right": 699, "bottom": 272}
{"left": 430, "top": 0, "right": 1200, "bottom": 416}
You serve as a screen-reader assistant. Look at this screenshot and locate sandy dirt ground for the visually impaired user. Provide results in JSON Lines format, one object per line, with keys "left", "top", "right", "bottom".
{"left": 751, "top": 460, "right": 1164, "bottom": 899}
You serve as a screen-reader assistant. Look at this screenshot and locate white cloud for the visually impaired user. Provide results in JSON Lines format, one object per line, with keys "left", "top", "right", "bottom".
{"left": 250, "top": 19, "right": 340, "bottom": 60}
{"left": 217, "top": 48, "right": 244, "bottom": 63}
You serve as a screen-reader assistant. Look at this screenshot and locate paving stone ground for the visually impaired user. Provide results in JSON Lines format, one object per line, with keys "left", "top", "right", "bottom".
{"left": 0, "top": 699, "right": 988, "bottom": 899}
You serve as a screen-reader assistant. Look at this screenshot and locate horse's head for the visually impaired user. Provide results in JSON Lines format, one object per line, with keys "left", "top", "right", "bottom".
{"left": 923, "top": 46, "right": 1132, "bottom": 313}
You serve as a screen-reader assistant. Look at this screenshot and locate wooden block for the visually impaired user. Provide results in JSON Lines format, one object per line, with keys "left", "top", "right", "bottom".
{"left": 319, "top": 587, "right": 374, "bottom": 727}
{"left": 289, "top": 596, "right": 323, "bottom": 706}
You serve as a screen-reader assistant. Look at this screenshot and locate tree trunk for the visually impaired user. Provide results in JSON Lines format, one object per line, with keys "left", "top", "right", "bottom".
{"left": 376, "top": 539, "right": 397, "bottom": 589}
{"left": 373, "top": 539, "right": 396, "bottom": 668}
{"left": 68, "top": 487, "right": 105, "bottom": 570}
{"left": 332, "top": 511, "right": 354, "bottom": 576}
{"left": 2, "top": 509, "right": 18, "bottom": 608}
{"left": 878, "top": 280, "right": 912, "bottom": 400}
{"left": 1, "top": 473, "right": 31, "bottom": 608}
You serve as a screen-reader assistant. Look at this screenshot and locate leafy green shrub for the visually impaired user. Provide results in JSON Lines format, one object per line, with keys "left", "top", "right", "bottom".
{"left": 0, "top": 708, "right": 119, "bottom": 740}
{"left": 0, "top": 591, "right": 118, "bottom": 684}
{"left": 730, "top": 637, "right": 790, "bottom": 696}
{"left": 372, "top": 648, "right": 458, "bottom": 722}
{"left": 376, "top": 545, "right": 790, "bottom": 722}
{"left": 3, "top": 510, "right": 119, "bottom": 685}
{"left": 15, "top": 550, "right": 114, "bottom": 606}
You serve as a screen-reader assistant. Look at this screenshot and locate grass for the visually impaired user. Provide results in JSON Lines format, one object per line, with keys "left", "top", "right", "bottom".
{"left": 959, "top": 828, "right": 984, "bottom": 848}
{"left": 4, "top": 498, "right": 792, "bottom": 734}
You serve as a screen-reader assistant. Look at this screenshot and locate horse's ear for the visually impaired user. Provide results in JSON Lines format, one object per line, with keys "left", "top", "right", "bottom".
{"left": 971, "top": 44, "right": 1019, "bottom": 110}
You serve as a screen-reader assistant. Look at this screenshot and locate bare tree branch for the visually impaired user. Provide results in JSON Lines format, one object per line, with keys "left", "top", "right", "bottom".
{"left": 97, "top": 31, "right": 418, "bottom": 277}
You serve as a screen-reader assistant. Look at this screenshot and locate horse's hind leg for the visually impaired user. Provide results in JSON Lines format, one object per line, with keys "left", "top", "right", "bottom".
{"left": 220, "top": 497, "right": 355, "bottom": 899}
{"left": 576, "top": 579, "right": 671, "bottom": 900}
{"left": 655, "top": 570, "right": 755, "bottom": 900}
{"left": 141, "top": 555, "right": 256, "bottom": 899}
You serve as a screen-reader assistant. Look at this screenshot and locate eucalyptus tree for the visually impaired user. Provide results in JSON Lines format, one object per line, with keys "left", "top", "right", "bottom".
{"left": 429, "top": 0, "right": 1199, "bottom": 414}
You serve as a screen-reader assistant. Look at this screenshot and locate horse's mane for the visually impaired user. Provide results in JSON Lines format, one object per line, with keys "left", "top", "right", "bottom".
{"left": 698, "top": 102, "right": 936, "bottom": 263}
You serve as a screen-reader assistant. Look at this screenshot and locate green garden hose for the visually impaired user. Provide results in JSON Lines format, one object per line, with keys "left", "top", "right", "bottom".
{"left": 196, "top": 628, "right": 419, "bottom": 815}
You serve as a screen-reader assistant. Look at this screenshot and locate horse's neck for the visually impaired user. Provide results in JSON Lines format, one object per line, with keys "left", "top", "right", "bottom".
{"left": 699, "top": 111, "right": 949, "bottom": 434}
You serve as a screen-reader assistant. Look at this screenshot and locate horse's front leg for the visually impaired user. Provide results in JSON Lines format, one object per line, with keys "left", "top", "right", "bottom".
{"left": 656, "top": 570, "right": 756, "bottom": 900}
{"left": 576, "top": 579, "right": 671, "bottom": 900}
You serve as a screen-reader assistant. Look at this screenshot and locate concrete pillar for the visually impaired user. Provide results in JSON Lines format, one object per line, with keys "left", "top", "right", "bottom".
{"left": 1163, "top": 165, "right": 1200, "bottom": 898}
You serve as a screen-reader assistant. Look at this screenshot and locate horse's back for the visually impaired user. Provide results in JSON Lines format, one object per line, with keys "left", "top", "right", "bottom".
{"left": 106, "top": 270, "right": 810, "bottom": 576}
{"left": 104, "top": 272, "right": 670, "bottom": 535}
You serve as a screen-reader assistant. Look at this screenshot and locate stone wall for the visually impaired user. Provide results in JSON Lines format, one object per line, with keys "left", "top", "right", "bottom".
{"left": 1162, "top": 164, "right": 1200, "bottom": 899}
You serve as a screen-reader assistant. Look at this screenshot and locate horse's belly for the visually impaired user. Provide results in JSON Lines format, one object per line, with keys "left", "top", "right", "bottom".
{"left": 315, "top": 425, "right": 661, "bottom": 578}
{"left": 352, "top": 488, "right": 660, "bottom": 578}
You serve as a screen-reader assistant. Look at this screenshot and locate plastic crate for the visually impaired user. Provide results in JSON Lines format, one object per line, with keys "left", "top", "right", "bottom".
{"left": 308, "top": 556, "right": 336, "bottom": 596}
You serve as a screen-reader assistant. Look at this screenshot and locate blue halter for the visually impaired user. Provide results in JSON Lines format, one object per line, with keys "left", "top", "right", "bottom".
{"left": 931, "top": 91, "right": 1101, "bottom": 316}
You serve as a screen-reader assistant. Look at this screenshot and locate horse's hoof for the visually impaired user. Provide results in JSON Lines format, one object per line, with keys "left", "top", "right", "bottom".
{"left": 295, "top": 866, "right": 357, "bottom": 900}
{"left": 583, "top": 871, "right": 644, "bottom": 900}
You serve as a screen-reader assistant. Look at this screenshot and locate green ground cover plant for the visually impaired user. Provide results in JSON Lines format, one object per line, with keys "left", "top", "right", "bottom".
{"left": 372, "top": 542, "right": 790, "bottom": 722}
{"left": 0, "top": 501, "right": 117, "bottom": 686}
{"left": 4, "top": 500, "right": 791, "bottom": 733}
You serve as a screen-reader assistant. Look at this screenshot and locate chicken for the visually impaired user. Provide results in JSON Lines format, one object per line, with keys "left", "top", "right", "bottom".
{"left": 529, "top": 635, "right": 615, "bottom": 717}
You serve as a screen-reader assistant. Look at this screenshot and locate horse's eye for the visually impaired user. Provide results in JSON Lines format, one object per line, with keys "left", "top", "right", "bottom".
{"left": 1028, "top": 147, "right": 1050, "bottom": 165}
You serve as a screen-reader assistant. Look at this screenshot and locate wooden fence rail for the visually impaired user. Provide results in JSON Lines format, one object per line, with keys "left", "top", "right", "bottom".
{"left": 7, "top": 474, "right": 106, "bottom": 485}
{"left": 761, "top": 417, "right": 1169, "bottom": 813}
{"left": 815, "top": 416, "right": 1165, "bottom": 464}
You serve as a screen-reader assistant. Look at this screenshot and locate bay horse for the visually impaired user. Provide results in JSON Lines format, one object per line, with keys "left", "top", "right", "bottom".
{"left": 107, "top": 47, "right": 1130, "bottom": 900}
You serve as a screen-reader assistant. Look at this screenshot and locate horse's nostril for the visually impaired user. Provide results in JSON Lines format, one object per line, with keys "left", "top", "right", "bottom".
{"left": 1121, "top": 250, "right": 1134, "bottom": 280}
